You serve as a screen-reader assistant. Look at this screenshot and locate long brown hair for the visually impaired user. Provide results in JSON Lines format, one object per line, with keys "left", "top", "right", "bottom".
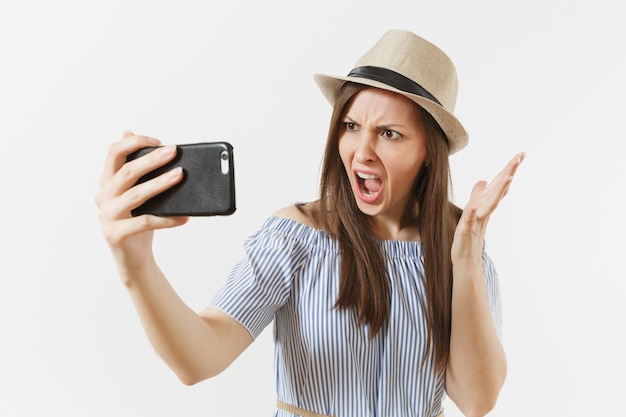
{"left": 310, "top": 82, "right": 461, "bottom": 371}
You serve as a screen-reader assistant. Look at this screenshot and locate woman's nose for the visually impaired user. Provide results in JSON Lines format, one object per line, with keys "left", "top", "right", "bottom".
{"left": 355, "top": 133, "right": 377, "bottom": 163}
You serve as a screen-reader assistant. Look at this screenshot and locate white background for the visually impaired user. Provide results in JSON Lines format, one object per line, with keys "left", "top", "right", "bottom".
{"left": 1, "top": 1, "right": 624, "bottom": 416}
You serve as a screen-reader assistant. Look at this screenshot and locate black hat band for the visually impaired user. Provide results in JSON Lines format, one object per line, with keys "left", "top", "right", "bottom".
{"left": 347, "top": 66, "right": 442, "bottom": 107}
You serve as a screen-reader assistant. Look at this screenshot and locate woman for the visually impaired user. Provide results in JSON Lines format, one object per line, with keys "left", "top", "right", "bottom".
{"left": 96, "top": 29, "right": 523, "bottom": 417}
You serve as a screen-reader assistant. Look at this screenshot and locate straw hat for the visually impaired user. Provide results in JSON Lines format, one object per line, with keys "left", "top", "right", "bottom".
{"left": 314, "top": 29, "right": 468, "bottom": 154}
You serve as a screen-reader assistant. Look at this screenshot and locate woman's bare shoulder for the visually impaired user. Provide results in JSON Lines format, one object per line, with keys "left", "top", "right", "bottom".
{"left": 272, "top": 202, "right": 320, "bottom": 229}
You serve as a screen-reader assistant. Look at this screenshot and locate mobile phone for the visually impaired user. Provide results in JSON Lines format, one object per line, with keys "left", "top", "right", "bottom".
{"left": 126, "top": 142, "right": 236, "bottom": 217}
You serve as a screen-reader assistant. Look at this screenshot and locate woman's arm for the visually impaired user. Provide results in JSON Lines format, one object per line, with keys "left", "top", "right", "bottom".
{"left": 445, "top": 153, "right": 524, "bottom": 416}
{"left": 123, "top": 261, "right": 252, "bottom": 385}
{"left": 96, "top": 131, "right": 252, "bottom": 385}
{"left": 446, "top": 259, "right": 507, "bottom": 416}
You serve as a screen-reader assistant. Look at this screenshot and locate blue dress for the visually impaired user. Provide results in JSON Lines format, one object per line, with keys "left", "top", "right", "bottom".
{"left": 211, "top": 217, "right": 503, "bottom": 417}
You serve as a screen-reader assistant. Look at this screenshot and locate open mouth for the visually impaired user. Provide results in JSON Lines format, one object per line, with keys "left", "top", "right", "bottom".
{"left": 356, "top": 171, "right": 382, "bottom": 201}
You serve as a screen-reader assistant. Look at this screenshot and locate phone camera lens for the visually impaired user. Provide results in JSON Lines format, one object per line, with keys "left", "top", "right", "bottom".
{"left": 220, "top": 150, "right": 230, "bottom": 174}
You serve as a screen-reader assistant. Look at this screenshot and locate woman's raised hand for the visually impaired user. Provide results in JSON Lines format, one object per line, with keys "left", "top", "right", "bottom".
{"left": 95, "top": 131, "right": 188, "bottom": 279}
{"left": 451, "top": 152, "right": 525, "bottom": 264}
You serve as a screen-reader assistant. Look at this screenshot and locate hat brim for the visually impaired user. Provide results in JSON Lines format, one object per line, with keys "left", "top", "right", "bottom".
{"left": 313, "top": 73, "right": 468, "bottom": 155}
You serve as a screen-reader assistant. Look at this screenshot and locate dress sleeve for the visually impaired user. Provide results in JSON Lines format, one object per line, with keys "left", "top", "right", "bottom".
{"left": 210, "top": 219, "right": 302, "bottom": 339}
{"left": 482, "top": 252, "right": 504, "bottom": 341}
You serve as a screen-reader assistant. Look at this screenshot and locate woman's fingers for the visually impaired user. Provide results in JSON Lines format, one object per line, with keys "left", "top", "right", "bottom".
{"left": 113, "top": 145, "right": 178, "bottom": 196}
{"left": 453, "top": 153, "right": 524, "bottom": 261}
{"left": 97, "top": 131, "right": 182, "bottom": 216}
{"left": 98, "top": 162, "right": 184, "bottom": 223}
{"left": 508, "top": 152, "right": 525, "bottom": 175}
{"left": 494, "top": 152, "right": 524, "bottom": 198}
{"left": 99, "top": 131, "right": 161, "bottom": 188}
{"left": 118, "top": 164, "right": 183, "bottom": 214}
{"left": 472, "top": 152, "right": 525, "bottom": 220}
{"left": 96, "top": 130, "right": 188, "bottom": 234}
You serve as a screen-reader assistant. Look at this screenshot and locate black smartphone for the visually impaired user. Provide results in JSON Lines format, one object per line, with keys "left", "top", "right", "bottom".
{"left": 126, "top": 142, "right": 236, "bottom": 217}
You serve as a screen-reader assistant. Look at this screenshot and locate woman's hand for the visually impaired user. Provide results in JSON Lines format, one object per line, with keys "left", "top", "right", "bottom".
{"left": 95, "top": 130, "right": 188, "bottom": 280}
{"left": 451, "top": 152, "right": 525, "bottom": 264}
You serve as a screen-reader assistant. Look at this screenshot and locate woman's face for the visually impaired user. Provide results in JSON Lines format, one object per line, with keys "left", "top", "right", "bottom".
{"left": 338, "top": 87, "right": 427, "bottom": 229}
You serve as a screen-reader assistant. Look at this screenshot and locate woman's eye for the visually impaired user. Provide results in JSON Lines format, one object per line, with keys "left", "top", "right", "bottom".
{"left": 344, "top": 122, "right": 357, "bottom": 131}
{"left": 382, "top": 130, "right": 402, "bottom": 141}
